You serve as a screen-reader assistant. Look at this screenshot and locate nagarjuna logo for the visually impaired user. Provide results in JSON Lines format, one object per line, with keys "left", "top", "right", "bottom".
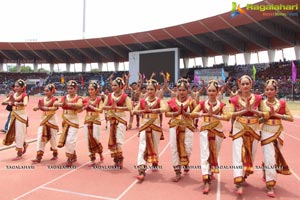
{"left": 231, "top": 2, "right": 299, "bottom": 18}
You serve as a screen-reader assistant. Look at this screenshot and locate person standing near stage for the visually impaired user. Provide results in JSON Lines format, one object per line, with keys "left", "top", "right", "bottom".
{"left": 102, "top": 77, "right": 132, "bottom": 169}
{"left": 165, "top": 78, "right": 197, "bottom": 182}
{"left": 228, "top": 75, "right": 267, "bottom": 195}
{"left": 190, "top": 81, "right": 204, "bottom": 128}
{"left": 191, "top": 80, "right": 230, "bottom": 194}
{"left": 190, "top": 80, "right": 205, "bottom": 104}
{"left": 80, "top": 81, "right": 104, "bottom": 167}
{"left": 260, "top": 79, "right": 293, "bottom": 197}
{"left": 132, "top": 79, "right": 166, "bottom": 182}
{"left": 154, "top": 72, "right": 168, "bottom": 127}
{"left": 2, "top": 79, "right": 29, "bottom": 161}
{"left": 140, "top": 85, "right": 147, "bottom": 99}
{"left": 0, "top": 84, "right": 15, "bottom": 134}
{"left": 126, "top": 73, "right": 142, "bottom": 129}
{"left": 226, "top": 82, "right": 240, "bottom": 137}
{"left": 102, "top": 87, "right": 111, "bottom": 129}
{"left": 54, "top": 80, "right": 83, "bottom": 166}
{"left": 32, "top": 84, "right": 59, "bottom": 163}
{"left": 165, "top": 84, "right": 178, "bottom": 98}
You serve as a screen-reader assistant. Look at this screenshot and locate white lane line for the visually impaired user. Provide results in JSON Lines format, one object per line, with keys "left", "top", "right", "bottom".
{"left": 116, "top": 142, "right": 170, "bottom": 200}
{"left": 41, "top": 186, "right": 115, "bottom": 200}
{"left": 285, "top": 133, "right": 300, "bottom": 141}
{"left": 216, "top": 158, "right": 221, "bottom": 200}
{"left": 285, "top": 122, "right": 300, "bottom": 128}
{"left": 115, "top": 179, "right": 138, "bottom": 200}
{"left": 291, "top": 168, "right": 300, "bottom": 182}
{"left": 14, "top": 133, "right": 138, "bottom": 200}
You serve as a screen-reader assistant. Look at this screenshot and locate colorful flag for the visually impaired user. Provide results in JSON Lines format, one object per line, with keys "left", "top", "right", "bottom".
{"left": 142, "top": 73, "right": 146, "bottom": 82}
{"left": 292, "top": 61, "right": 297, "bottom": 83}
{"left": 194, "top": 73, "right": 199, "bottom": 84}
{"left": 221, "top": 68, "right": 226, "bottom": 81}
{"left": 252, "top": 65, "right": 257, "bottom": 81}
{"left": 166, "top": 72, "right": 170, "bottom": 81}
{"left": 80, "top": 75, "right": 84, "bottom": 87}
{"left": 100, "top": 75, "right": 105, "bottom": 86}
{"left": 60, "top": 74, "right": 65, "bottom": 84}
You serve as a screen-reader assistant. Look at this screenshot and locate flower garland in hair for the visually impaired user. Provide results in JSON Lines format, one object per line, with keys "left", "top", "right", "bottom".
{"left": 67, "top": 80, "right": 78, "bottom": 88}
{"left": 146, "top": 79, "right": 158, "bottom": 88}
{"left": 265, "top": 79, "right": 278, "bottom": 90}
{"left": 17, "top": 79, "right": 26, "bottom": 91}
{"left": 89, "top": 81, "right": 100, "bottom": 90}
{"left": 46, "top": 83, "right": 56, "bottom": 94}
{"left": 238, "top": 75, "right": 253, "bottom": 86}
{"left": 177, "top": 78, "right": 189, "bottom": 89}
{"left": 207, "top": 80, "right": 220, "bottom": 92}
{"left": 114, "top": 77, "right": 125, "bottom": 88}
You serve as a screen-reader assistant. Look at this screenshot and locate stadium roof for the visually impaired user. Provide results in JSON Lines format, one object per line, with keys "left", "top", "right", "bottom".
{"left": 0, "top": 0, "right": 299, "bottom": 64}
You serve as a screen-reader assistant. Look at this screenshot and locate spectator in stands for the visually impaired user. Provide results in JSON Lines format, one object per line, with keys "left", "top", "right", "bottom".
{"left": 32, "top": 84, "right": 59, "bottom": 163}
{"left": 102, "top": 77, "right": 132, "bottom": 169}
{"left": 191, "top": 80, "right": 230, "bottom": 194}
{"left": 54, "top": 80, "right": 83, "bottom": 167}
{"left": 165, "top": 78, "right": 197, "bottom": 182}
{"left": 260, "top": 79, "right": 293, "bottom": 198}
{"left": 140, "top": 85, "right": 147, "bottom": 99}
{"left": 2, "top": 79, "right": 29, "bottom": 161}
{"left": 0, "top": 84, "right": 15, "bottom": 134}
{"left": 80, "top": 81, "right": 104, "bottom": 167}
{"left": 165, "top": 84, "right": 178, "bottom": 98}
{"left": 254, "top": 89, "right": 260, "bottom": 95}
{"left": 228, "top": 75, "right": 267, "bottom": 195}
{"left": 132, "top": 78, "right": 166, "bottom": 182}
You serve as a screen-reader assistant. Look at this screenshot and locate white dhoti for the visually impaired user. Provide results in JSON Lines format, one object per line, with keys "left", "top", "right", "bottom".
{"left": 15, "top": 116, "right": 27, "bottom": 149}
{"left": 65, "top": 126, "right": 78, "bottom": 154}
{"left": 107, "top": 120, "right": 126, "bottom": 151}
{"left": 84, "top": 123, "right": 101, "bottom": 156}
{"left": 261, "top": 130, "right": 279, "bottom": 184}
{"left": 232, "top": 121, "right": 260, "bottom": 183}
{"left": 169, "top": 127, "right": 193, "bottom": 166}
{"left": 60, "top": 114, "right": 79, "bottom": 156}
{"left": 36, "top": 116, "right": 58, "bottom": 152}
{"left": 200, "top": 129, "right": 223, "bottom": 176}
{"left": 261, "top": 123, "right": 291, "bottom": 187}
{"left": 137, "top": 125, "right": 161, "bottom": 166}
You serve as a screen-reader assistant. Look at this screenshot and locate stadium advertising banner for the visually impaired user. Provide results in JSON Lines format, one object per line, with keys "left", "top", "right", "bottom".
{"left": 194, "top": 68, "right": 227, "bottom": 84}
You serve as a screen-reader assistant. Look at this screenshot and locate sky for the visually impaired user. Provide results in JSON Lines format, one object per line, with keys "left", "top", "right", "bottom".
{"left": 0, "top": 0, "right": 263, "bottom": 42}
{"left": 0, "top": 0, "right": 297, "bottom": 71}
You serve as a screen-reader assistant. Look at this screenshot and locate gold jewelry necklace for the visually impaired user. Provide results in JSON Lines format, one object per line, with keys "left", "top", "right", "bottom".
{"left": 238, "top": 93, "right": 255, "bottom": 108}
{"left": 176, "top": 97, "right": 189, "bottom": 107}
{"left": 265, "top": 98, "right": 280, "bottom": 112}
{"left": 44, "top": 96, "right": 52, "bottom": 106}
{"left": 204, "top": 100, "right": 220, "bottom": 112}
{"left": 13, "top": 92, "right": 22, "bottom": 101}
{"left": 67, "top": 94, "right": 77, "bottom": 102}
{"left": 146, "top": 97, "right": 157, "bottom": 107}
{"left": 89, "top": 97, "right": 97, "bottom": 105}
{"left": 112, "top": 92, "right": 122, "bottom": 102}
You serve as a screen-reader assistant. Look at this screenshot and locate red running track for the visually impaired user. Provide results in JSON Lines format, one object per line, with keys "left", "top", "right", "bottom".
{"left": 0, "top": 96, "right": 300, "bottom": 200}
